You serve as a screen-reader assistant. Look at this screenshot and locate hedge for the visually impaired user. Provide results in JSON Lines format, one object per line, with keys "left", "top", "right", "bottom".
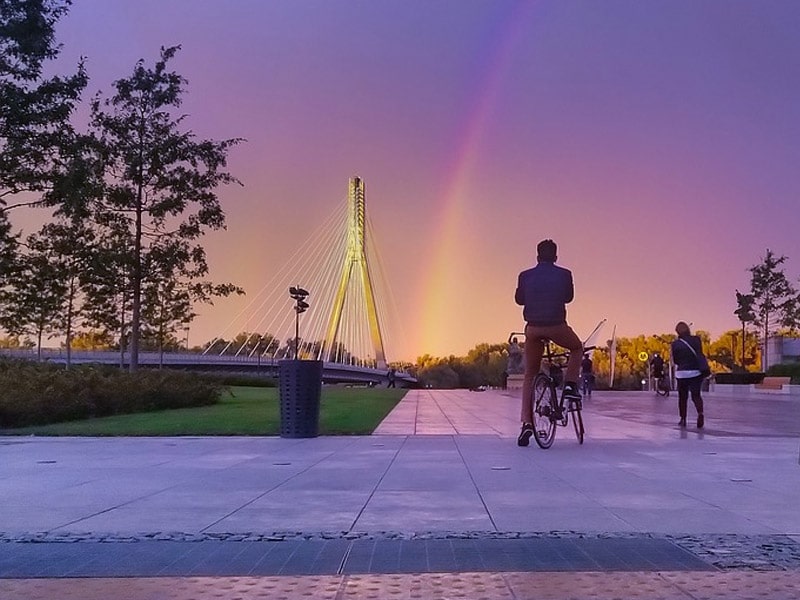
{"left": 0, "top": 359, "right": 223, "bottom": 428}
{"left": 713, "top": 372, "right": 766, "bottom": 385}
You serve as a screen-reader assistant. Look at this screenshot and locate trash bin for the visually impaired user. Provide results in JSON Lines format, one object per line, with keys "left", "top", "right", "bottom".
{"left": 279, "top": 359, "right": 322, "bottom": 438}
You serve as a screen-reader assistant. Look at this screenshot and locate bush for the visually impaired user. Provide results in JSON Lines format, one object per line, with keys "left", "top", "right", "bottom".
{"left": 766, "top": 363, "right": 800, "bottom": 384}
{"left": 0, "top": 359, "right": 223, "bottom": 428}
{"left": 713, "top": 372, "right": 766, "bottom": 385}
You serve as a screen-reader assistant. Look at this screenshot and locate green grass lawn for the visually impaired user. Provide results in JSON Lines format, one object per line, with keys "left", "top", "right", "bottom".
{"left": 2, "top": 386, "right": 407, "bottom": 436}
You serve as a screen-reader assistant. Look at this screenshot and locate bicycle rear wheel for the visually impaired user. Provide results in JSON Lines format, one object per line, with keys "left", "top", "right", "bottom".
{"left": 532, "top": 373, "right": 556, "bottom": 449}
{"left": 656, "top": 376, "right": 670, "bottom": 397}
{"left": 570, "top": 400, "right": 584, "bottom": 444}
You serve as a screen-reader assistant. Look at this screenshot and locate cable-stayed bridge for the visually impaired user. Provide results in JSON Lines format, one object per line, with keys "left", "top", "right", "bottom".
{"left": 2, "top": 177, "right": 412, "bottom": 385}
{"left": 200, "top": 176, "right": 408, "bottom": 383}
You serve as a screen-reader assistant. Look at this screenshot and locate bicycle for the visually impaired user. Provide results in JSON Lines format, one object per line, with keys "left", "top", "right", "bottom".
{"left": 655, "top": 372, "right": 670, "bottom": 397}
{"left": 580, "top": 372, "right": 594, "bottom": 398}
{"left": 532, "top": 343, "right": 595, "bottom": 448}
{"left": 510, "top": 331, "right": 593, "bottom": 449}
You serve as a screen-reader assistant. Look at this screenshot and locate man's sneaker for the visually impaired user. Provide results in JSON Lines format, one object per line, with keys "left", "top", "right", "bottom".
{"left": 697, "top": 414, "right": 704, "bottom": 429}
{"left": 517, "top": 423, "right": 533, "bottom": 447}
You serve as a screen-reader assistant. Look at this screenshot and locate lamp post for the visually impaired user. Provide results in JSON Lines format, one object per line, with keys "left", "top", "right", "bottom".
{"left": 280, "top": 285, "right": 321, "bottom": 439}
{"left": 289, "top": 286, "right": 309, "bottom": 360}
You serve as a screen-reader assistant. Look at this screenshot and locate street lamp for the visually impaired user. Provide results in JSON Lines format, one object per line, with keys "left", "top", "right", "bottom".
{"left": 289, "top": 286, "right": 309, "bottom": 360}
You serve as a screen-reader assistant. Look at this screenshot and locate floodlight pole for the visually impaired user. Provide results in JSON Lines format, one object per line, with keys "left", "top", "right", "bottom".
{"left": 289, "top": 286, "right": 310, "bottom": 360}
{"left": 294, "top": 310, "right": 300, "bottom": 360}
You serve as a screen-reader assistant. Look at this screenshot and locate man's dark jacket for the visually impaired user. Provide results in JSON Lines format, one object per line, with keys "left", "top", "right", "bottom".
{"left": 515, "top": 261, "right": 574, "bottom": 326}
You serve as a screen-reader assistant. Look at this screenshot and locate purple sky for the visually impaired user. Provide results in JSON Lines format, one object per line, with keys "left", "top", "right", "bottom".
{"left": 36, "top": 0, "right": 800, "bottom": 360}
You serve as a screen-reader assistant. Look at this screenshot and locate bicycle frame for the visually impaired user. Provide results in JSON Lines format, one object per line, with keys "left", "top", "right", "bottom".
{"left": 510, "top": 324, "right": 602, "bottom": 449}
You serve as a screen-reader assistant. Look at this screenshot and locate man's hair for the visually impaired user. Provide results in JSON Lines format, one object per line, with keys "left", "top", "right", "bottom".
{"left": 537, "top": 239, "right": 557, "bottom": 262}
{"left": 675, "top": 321, "right": 690, "bottom": 336}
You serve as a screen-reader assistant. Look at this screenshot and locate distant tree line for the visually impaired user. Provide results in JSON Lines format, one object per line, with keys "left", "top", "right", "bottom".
{"left": 412, "top": 250, "right": 800, "bottom": 390}
{"left": 0, "top": 1, "right": 243, "bottom": 369}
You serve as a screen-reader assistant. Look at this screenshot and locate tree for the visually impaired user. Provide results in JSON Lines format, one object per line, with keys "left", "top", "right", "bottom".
{"left": 79, "top": 46, "right": 243, "bottom": 370}
{"left": 417, "top": 363, "right": 460, "bottom": 389}
{"left": 747, "top": 250, "right": 798, "bottom": 368}
{"left": 0, "top": 334, "right": 33, "bottom": 349}
{"left": 0, "top": 0, "right": 87, "bottom": 252}
{"left": 0, "top": 230, "right": 68, "bottom": 360}
{"left": 79, "top": 226, "right": 135, "bottom": 367}
{"left": 70, "top": 330, "right": 114, "bottom": 350}
{"left": 707, "top": 329, "right": 760, "bottom": 373}
{"left": 1, "top": 0, "right": 87, "bottom": 316}
{"left": 734, "top": 290, "right": 756, "bottom": 371}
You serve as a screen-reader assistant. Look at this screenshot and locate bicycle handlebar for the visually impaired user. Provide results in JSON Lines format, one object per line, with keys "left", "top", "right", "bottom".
{"left": 544, "top": 345, "right": 596, "bottom": 360}
{"left": 507, "top": 331, "right": 596, "bottom": 360}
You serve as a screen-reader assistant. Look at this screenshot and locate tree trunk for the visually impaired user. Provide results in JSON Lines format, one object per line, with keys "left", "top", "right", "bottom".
{"left": 129, "top": 185, "right": 143, "bottom": 372}
{"left": 119, "top": 293, "right": 127, "bottom": 369}
{"left": 741, "top": 323, "right": 746, "bottom": 371}
{"left": 763, "top": 308, "right": 769, "bottom": 371}
{"left": 36, "top": 325, "right": 43, "bottom": 362}
{"left": 65, "top": 276, "right": 75, "bottom": 370}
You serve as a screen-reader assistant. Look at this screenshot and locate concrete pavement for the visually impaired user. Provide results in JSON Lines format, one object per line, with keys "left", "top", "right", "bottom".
{"left": 1, "top": 388, "right": 799, "bottom": 598}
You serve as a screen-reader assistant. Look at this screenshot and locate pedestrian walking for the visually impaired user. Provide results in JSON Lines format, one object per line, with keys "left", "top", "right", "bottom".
{"left": 670, "top": 321, "right": 708, "bottom": 428}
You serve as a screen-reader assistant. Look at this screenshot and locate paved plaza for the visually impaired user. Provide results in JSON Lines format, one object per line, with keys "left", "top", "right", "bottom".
{"left": 1, "top": 388, "right": 799, "bottom": 598}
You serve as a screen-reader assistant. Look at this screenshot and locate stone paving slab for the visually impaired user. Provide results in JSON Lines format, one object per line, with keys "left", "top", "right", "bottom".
{"left": 2, "top": 396, "right": 799, "bottom": 537}
{"left": 0, "top": 536, "right": 714, "bottom": 578}
{"left": 1, "top": 388, "right": 799, "bottom": 598}
{"left": 2, "top": 571, "right": 800, "bottom": 600}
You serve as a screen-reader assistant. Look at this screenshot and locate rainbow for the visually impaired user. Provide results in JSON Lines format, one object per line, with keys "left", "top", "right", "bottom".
{"left": 416, "top": 3, "right": 535, "bottom": 356}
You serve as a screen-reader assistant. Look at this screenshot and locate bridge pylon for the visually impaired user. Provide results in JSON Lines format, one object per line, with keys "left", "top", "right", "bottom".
{"left": 322, "top": 177, "right": 387, "bottom": 369}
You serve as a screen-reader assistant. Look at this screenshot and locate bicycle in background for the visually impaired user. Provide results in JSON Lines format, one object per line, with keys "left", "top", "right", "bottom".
{"left": 655, "top": 371, "right": 670, "bottom": 397}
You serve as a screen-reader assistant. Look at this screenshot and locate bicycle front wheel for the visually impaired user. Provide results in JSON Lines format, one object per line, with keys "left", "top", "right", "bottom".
{"left": 656, "top": 377, "right": 670, "bottom": 397}
{"left": 532, "top": 373, "right": 556, "bottom": 449}
{"left": 570, "top": 401, "right": 584, "bottom": 444}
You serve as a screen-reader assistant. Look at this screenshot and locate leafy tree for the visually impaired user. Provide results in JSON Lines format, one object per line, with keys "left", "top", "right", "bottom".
{"left": 463, "top": 342, "right": 507, "bottom": 387}
{"left": 707, "top": 329, "right": 760, "bottom": 373}
{"left": 0, "top": 0, "right": 86, "bottom": 270}
{"left": 256, "top": 333, "right": 281, "bottom": 357}
{"left": 733, "top": 290, "right": 756, "bottom": 371}
{"left": 0, "top": 231, "right": 68, "bottom": 359}
{"left": 37, "top": 218, "right": 96, "bottom": 366}
{"left": 141, "top": 277, "right": 192, "bottom": 365}
{"left": 80, "top": 45, "right": 243, "bottom": 371}
{"left": 417, "top": 362, "right": 460, "bottom": 389}
{"left": 0, "top": 219, "right": 92, "bottom": 360}
{"left": 0, "top": 213, "right": 15, "bottom": 282}
{"left": 80, "top": 226, "right": 135, "bottom": 367}
{"left": 70, "top": 329, "right": 114, "bottom": 350}
{"left": 747, "top": 250, "right": 798, "bottom": 367}
{"left": 0, "top": 334, "right": 33, "bottom": 349}
{"left": 0, "top": 0, "right": 87, "bottom": 197}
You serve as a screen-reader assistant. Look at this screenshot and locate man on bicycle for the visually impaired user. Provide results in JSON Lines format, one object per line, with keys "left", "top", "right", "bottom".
{"left": 651, "top": 352, "right": 665, "bottom": 389}
{"left": 580, "top": 353, "right": 594, "bottom": 398}
{"left": 515, "top": 239, "right": 583, "bottom": 446}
